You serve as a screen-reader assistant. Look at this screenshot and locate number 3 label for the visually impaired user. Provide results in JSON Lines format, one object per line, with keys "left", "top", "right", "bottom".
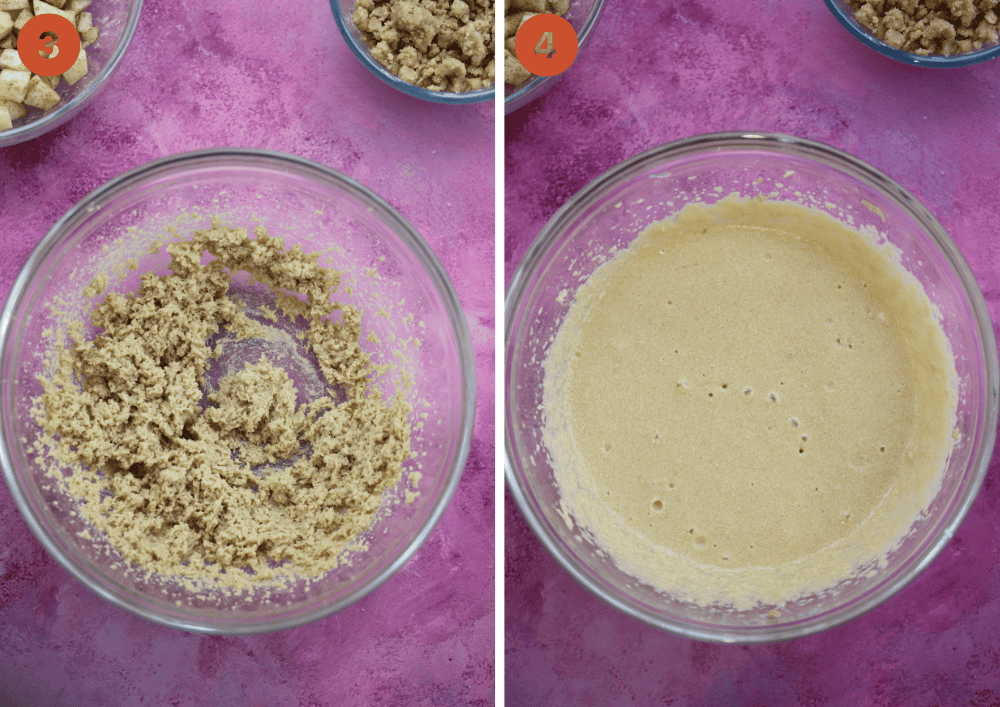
{"left": 515, "top": 14, "right": 579, "bottom": 77}
{"left": 18, "top": 14, "right": 81, "bottom": 76}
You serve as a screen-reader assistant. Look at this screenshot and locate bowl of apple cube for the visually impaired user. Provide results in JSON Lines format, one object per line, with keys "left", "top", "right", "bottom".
{"left": 0, "top": 0, "right": 142, "bottom": 147}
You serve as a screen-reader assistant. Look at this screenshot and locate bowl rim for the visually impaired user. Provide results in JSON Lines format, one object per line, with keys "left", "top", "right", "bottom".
{"left": 504, "top": 0, "right": 606, "bottom": 114}
{"left": 823, "top": 0, "right": 1000, "bottom": 67}
{"left": 0, "top": 147, "right": 477, "bottom": 634}
{"left": 0, "top": 0, "right": 145, "bottom": 148}
{"left": 504, "top": 131, "right": 1000, "bottom": 644}
{"left": 330, "top": 0, "right": 494, "bottom": 104}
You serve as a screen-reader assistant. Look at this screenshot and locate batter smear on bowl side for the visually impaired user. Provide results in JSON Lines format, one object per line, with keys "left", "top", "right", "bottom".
{"left": 31, "top": 222, "right": 412, "bottom": 592}
{"left": 542, "top": 196, "right": 957, "bottom": 610}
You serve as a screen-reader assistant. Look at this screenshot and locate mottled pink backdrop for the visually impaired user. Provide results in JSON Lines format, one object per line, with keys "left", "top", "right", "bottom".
{"left": 0, "top": 1, "right": 494, "bottom": 706}
{"left": 506, "top": 1, "right": 1000, "bottom": 704}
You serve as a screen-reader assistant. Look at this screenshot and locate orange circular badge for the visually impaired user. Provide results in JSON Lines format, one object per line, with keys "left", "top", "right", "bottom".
{"left": 18, "top": 14, "right": 81, "bottom": 77}
{"left": 514, "top": 14, "right": 579, "bottom": 77}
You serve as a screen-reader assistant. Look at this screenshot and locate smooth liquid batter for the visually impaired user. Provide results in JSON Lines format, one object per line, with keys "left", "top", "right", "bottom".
{"left": 543, "top": 197, "right": 957, "bottom": 609}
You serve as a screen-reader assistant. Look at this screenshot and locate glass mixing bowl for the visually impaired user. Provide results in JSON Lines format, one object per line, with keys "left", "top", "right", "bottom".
{"left": 0, "top": 148, "right": 475, "bottom": 634}
{"left": 0, "top": 0, "right": 143, "bottom": 147}
{"left": 505, "top": 132, "right": 999, "bottom": 643}
{"left": 824, "top": 0, "right": 1000, "bottom": 67}
{"left": 331, "top": 0, "right": 493, "bottom": 104}
{"left": 503, "top": 0, "right": 604, "bottom": 114}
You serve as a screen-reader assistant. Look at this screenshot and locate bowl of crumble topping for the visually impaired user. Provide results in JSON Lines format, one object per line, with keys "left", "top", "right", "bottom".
{"left": 824, "top": 0, "right": 1000, "bottom": 66}
{"left": 332, "top": 0, "right": 495, "bottom": 103}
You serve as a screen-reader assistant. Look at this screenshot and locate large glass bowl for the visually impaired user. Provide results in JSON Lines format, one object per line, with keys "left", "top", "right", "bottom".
{"left": 824, "top": 0, "right": 1000, "bottom": 67}
{"left": 0, "top": 148, "right": 476, "bottom": 634}
{"left": 505, "top": 133, "right": 999, "bottom": 643}
{"left": 0, "top": 0, "right": 143, "bottom": 147}
{"left": 331, "top": 0, "right": 493, "bottom": 104}
{"left": 504, "top": 0, "right": 603, "bottom": 114}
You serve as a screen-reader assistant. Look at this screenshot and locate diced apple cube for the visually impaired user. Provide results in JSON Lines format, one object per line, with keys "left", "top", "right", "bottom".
{"left": 32, "top": 0, "right": 75, "bottom": 26}
{"left": 0, "top": 47, "right": 27, "bottom": 71}
{"left": 1, "top": 97, "right": 25, "bottom": 119}
{"left": 61, "top": 44, "right": 85, "bottom": 84}
{"left": 12, "top": 7, "right": 31, "bottom": 32}
{"left": 0, "top": 67, "right": 29, "bottom": 101}
{"left": 0, "top": 10, "right": 12, "bottom": 40}
{"left": 23, "top": 73, "right": 59, "bottom": 109}
{"left": 0, "top": 0, "right": 28, "bottom": 12}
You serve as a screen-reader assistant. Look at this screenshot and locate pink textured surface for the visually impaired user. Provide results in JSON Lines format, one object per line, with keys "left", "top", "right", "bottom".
{"left": 0, "top": 1, "right": 493, "bottom": 706}
{"left": 505, "top": 0, "right": 1000, "bottom": 704}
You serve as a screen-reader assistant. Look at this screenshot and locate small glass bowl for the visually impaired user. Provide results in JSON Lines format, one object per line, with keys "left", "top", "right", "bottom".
{"left": 0, "top": 0, "right": 143, "bottom": 147}
{"left": 0, "top": 148, "right": 476, "bottom": 634}
{"left": 824, "top": 0, "right": 1000, "bottom": 67}
{"left": 331, "top": 0, "right": 493, "bottom": 104}
{"left": 505, "top": 132, "right": 999, "bottom": 643}
{"left": 504, "top": 0, "right": 604, "bottom": 114}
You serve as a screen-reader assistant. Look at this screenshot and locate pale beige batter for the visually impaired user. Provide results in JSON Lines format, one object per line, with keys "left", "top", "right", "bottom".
{"left": 32, "top": 222, "right": 412, "bottom": 592}
{"left": 543, "top": 196, "right": 957, "bottom": 610}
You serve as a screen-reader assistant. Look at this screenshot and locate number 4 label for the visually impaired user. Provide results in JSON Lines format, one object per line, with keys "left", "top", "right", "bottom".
{"left": 514, "top": 14, "right": 579, "bottom": 77}
{"left": 535, "top": 31, "right": 555, "bottom": 58}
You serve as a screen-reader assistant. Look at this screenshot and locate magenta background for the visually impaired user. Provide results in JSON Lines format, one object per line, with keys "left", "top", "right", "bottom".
{"left": 0, "top": 1, "right": 494, "bottom": 706}
{"left": 505, "top": 1, "right": 1000, "bottom": 704}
